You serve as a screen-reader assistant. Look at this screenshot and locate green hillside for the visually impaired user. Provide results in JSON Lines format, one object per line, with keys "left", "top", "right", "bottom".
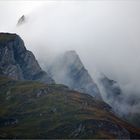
{"left": 0, "top": 76, "right": 140, "bottom": 139}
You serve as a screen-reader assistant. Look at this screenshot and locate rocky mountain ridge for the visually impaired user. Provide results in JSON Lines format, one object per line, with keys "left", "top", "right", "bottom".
{"left": 48, "top": 50, "right": 102, "bottom": 100}
{"left": 0, "top": 33, "right": 140, "bottom": 138}
{"left": 98, "top": 75, "right": 123, "bottom": 112}
{"left": 0, "top": 33, "right": 54, "bottom": 84}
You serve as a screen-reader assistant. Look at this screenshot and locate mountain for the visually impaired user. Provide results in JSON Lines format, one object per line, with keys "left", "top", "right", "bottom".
{"left": 98, "top": 75, "right": 123, "bottom": 112}
{"left": 124, "top": 95, "right": 140, "bottom": 128}
{"left": 99, "top": 75, "right": 140, "bottom": 128}
{"left": 17, "top": 15, "right": 26, "bottom": 26}
{"left": 0, "top": 75, "right": 140, "bottom": 139}
{"left": 0, "top": 33, "right": 140, "bottom": 139}
{"left": 48, "top": 50, "right": 102, "bottom": 100}
{"left": 0, "top": 33, "right": 54, "bottom": 84}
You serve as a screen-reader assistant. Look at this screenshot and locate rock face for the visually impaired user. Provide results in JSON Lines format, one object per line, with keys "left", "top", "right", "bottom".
{"left": 48, "top": 50, "right": 102, "bottom": 100}
{"left": 98, "top": 75, "right": 123, "bottom": 112}
{"left": 99, "top": 75, "right": 140, "bottom": 128}
{"left": 99, "top": 75, "right": 122, "bottom": 102}
{"left": 0, "top": 33, "right": 54, "bottom": 84}
{"left": 17, "top": 15, "right": 26, "bottom": 26}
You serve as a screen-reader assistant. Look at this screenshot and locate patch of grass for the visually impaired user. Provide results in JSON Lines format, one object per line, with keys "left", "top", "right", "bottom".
{"left": 0, "top": 76, "right": 140, "bottom": 139}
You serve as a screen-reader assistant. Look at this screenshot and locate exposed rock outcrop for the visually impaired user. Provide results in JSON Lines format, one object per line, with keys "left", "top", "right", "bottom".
{"left": 98, "top": 75, "right": 123, "bottom": 113}
{"left": 48, "top": 50, "right": 102, "bottom": 100}
{"left": 17, "top": 15, "right": 26, "bottom": 26}
{"left": 0, "top": 33, "right": 54, "bottom": 84}
{"left": 99, "top": 75, "right": 122, "bottom": 103}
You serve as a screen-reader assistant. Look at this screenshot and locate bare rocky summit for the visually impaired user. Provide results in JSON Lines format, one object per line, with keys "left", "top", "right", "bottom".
{"left": 48, "top": 50, "right": 102, "bottom": 100}
{"left": 0, "top": 33, "right": 54, "bottom": 84}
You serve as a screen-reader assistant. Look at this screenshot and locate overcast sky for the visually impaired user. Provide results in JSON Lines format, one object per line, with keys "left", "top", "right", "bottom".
{"left": 0, "top": 0, "right": 140, "bottom": 97}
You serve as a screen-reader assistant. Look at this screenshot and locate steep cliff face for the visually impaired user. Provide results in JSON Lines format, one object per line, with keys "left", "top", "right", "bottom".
{"left": 0, "top": 33, "right": 54, "bottom": 84}
{"left": 98, "top": 75, "right": 123, "bottom": 113}
{"left": 48, "top": 50, "right": 102, "bottom": 100}
{"left": 98, "top": 75, "right": 140, "bottom": 128}
{"left": 99, "top": 75, "right": 122, "bottom": 103}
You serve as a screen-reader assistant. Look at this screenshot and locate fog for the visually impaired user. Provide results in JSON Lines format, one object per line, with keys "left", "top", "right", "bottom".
{"left": 0, "top": 1, "right": 140, "bottom": 115}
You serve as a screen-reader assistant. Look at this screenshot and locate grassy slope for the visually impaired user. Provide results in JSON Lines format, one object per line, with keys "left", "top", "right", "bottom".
{"left": 0, "top": 76, "right": 140, "bottom": 139}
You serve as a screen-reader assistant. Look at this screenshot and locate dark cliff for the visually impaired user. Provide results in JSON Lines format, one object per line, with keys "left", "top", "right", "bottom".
{"left": 0, "top": 33, "right": 54, "bottom": 84}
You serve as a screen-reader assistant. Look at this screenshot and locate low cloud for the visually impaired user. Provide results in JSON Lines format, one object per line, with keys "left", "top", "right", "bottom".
{"left": 0, "top": 1, "right": 140, "bottom": 116}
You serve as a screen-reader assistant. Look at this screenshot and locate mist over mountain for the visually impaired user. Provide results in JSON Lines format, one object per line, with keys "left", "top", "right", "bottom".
{"left": 1, "top": 1, "right": 140, "bottom": 96}
{"left": 17, "top": 15, "right": 26, "bottom": 26}
{"left": 12, "top": 1, "right": 140, "bottom": 99}
{"left": 47, "top": 50, "right": 102, "bottom": 100}
{"left": 97, "top": 75, "right": 123, "bottom": 113}
{"left": 0, "top": 0, "right": 140, "bottom": 135}
{"left": 0, "top": 33, "right": 140, "bottom": 139}
{"left": 7, "top": 1, "right": 139, "bottom": 120}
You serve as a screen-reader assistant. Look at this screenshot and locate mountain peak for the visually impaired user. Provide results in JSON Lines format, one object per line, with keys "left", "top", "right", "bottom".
{"left": 48, "top": 50, "right": 102, "bottom": 100}
{"left": 65, "top": 50, "right": 78, "bottom": 56}
{"left": 17, "top": 15, "right": 26, "bottom": 26}
{"left": 62, "top": 50, "right": 84, "bottom": 70}
{"left": 0, "top": 33, "right": 17, "bottom": 45}
{"left": 0, "top": 33, "right": 54, "bottom": 84}
{"left": 64, "top": 50, "right": 80, "bottom": 62}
